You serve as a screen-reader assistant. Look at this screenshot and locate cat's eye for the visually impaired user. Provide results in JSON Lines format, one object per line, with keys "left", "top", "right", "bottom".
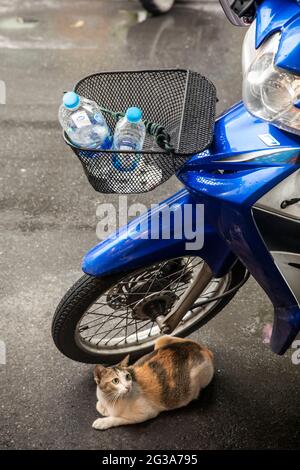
{"left": 112, "top": 378, "right": 119, "bottom": 385}
{"left": 125, "top": 373, "right": 131, "bottom": 381}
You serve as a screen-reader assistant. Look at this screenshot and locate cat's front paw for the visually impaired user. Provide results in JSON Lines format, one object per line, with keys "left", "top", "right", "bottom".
{"left": 92, "top": 418, "right": 114, "bottom": 431}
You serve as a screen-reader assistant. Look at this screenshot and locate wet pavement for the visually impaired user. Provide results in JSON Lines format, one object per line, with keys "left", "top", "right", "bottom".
{"left": 0, "top": 0, "right": 300, "bottom": 450}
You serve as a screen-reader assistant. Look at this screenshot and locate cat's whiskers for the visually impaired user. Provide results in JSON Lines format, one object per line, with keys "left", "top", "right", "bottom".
{"left": 104, "top": 390, "right": 121, "bottom": 407}
{"left": 105, "top": 391, "right": 118, "bottom": 401}
{"left": 110, "top": 392, "right": 121, "bottom": 410}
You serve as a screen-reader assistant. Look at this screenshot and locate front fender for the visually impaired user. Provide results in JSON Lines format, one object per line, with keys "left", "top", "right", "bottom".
{"left": 82, "top": 189, "right": 236, "bottom": 277}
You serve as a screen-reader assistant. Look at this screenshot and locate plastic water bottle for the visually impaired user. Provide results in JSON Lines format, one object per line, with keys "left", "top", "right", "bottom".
{"left": 108, "top": 107, "right": 163, "bottom": 192}
{"left": 59, "top": 92, "right": 112, "bottom": 150}
{"left": 112, "top": 107, "right": 146, "bottom": 172}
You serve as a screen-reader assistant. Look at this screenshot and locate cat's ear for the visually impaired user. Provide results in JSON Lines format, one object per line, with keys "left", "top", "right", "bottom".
{"left": 94, "top": 364, "right": 105, "bottom": 384}
{"left": 118, "top": 354, "right": 130, "bottom": 367}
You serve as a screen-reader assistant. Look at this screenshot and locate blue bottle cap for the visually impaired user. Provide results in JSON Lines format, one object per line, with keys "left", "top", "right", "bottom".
{"left": 126, "top": 107, "right": 142, "bottom": 123}
{"left": 63, "top": 91, "right": 80, "bottom": 109}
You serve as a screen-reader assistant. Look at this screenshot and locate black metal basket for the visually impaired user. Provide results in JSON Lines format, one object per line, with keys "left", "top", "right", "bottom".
{"left": 64, "top": 69, "right": 216, "bottom": 194}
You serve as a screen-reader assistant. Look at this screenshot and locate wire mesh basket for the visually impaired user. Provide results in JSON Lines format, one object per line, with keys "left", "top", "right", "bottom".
{"left": 64, "top": 69, "right": 217, "bottom": 194}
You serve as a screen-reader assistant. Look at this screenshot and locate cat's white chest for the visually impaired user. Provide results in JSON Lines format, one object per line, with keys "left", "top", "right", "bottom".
{"left": 109, "top": 395, "right": 151, "bottom": 419}
{"left": 97, "top": 386, "right": 158, "bottom": 422}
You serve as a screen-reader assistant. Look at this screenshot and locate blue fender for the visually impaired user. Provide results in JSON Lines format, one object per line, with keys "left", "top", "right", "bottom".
{"left": 82, "top": 189, "right": 236, "bottom": 278}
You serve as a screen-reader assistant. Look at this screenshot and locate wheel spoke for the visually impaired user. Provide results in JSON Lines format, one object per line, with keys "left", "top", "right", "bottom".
{"left": 85, "top": 308, "right": 120, "bottom": 341}
{"left": 87, "top": 303, "right": 109, "bottom": 314}
{"left": 81, "top": 310, "right": 127, "bottom": 323}
{"left": 144, "top": 261, "right": 167, "bottom": 297}
{"left": 109, "top": 319, "right": 153, "bottom": 347}
{"left": 96, "top": 313, "right": 131, "bottom": 345}
{"left": 124, "top": 312, "right": 128, "bottom": 343}
{"left": 79, "top": 312, "right": 129, "bottom": 333}
{"left": 148, "top": 321, "right": 155, "bottom": 337}
{"left": 103, "top": 317, "right": 137, "bottom": 345}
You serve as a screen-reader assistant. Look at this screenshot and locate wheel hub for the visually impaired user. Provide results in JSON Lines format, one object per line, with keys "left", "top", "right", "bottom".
{"left": 132, "top": 291, "right": 177, "bottom": 321}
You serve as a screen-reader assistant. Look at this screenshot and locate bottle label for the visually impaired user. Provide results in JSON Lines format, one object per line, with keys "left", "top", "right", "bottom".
{"left": 72, "top": 110, "right": 91, "bottom": 128}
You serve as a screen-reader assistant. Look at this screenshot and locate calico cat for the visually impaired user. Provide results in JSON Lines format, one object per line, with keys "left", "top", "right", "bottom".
{"left": 92, "top": 336, "right": 214, "bottom": 430}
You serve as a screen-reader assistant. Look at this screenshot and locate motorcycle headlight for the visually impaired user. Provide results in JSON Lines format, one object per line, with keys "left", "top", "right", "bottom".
{"left": 243, "top": 21, "right": 300, "bottom": 135}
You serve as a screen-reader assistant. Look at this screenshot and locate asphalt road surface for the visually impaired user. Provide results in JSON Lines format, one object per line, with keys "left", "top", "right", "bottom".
{"left": 0, "top": 0, "right": 299, "bottom": 450}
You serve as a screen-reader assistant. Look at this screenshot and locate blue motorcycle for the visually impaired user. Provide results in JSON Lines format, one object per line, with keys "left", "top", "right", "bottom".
{"left": 52, "top": 0, "right": 300, "bottom": 364}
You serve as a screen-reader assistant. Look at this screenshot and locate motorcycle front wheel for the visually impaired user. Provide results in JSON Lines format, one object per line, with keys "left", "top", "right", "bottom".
{"left": 140, "top": 0, "right": 175, "bottom": 15}
{"left": 52, "top": 257, "right": 246, "bottom": 364}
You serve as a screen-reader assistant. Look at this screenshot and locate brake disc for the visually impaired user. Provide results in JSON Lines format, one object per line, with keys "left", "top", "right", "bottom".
{"left": 106, "top": 258, "right": 192, "bottom": 312}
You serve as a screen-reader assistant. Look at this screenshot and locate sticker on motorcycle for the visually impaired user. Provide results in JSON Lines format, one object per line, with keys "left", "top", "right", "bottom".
{"left": 258, "top": 133, "right": 280, "bottom": 147}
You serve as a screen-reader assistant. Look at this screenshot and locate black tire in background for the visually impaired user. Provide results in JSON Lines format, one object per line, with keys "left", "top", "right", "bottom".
{"left": 140, "top": 0, "right": 175, "bottom": 15}
{"left": 52, "top": 261, "right": 247, "bottom": 364}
